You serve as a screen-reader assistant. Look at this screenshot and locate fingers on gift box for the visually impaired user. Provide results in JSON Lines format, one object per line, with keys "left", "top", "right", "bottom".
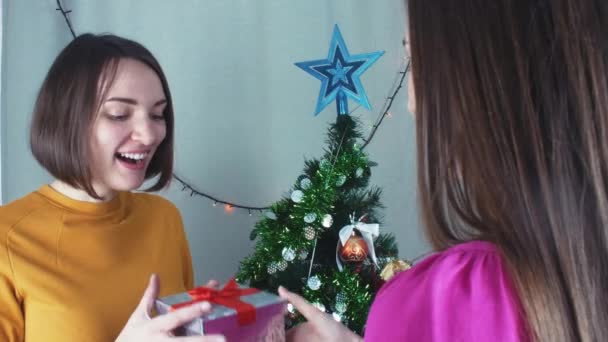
{"left": 155, "top": 279, "right": 287, "bottom": 342}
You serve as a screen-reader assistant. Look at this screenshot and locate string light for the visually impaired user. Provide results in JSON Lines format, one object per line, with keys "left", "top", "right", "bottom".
{"left": 173, "top": 174, "right": 270, "bottom": 211}
{"left": 55, "top": 4, "right": 409, "bottom": 214}
{"left": 55, "top": 0, "right": 76, "bottom": 38}
{"left": 360, "top": 60, "right": 409, "bottom": 150}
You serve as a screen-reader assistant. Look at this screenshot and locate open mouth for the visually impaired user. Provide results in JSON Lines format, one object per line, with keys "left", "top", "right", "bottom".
{"left": 115, "top": 152, "right": 148, "bottom": 165}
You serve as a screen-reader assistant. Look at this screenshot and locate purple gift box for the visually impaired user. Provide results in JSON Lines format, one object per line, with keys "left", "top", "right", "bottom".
{"left": 155, "top": 280, "right": 286, "bottom": 342}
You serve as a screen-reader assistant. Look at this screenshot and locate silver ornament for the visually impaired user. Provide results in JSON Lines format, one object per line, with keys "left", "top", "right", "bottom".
{"left": 300, "top": 178, "right": 312, "bottom": 190}
{"left": 335, "top": 302, "right": 347, "bottom": 314}
{"left": 282, "top": 247, "right": 296, "bottom": 262}
{"left": 335, "top": 292, "right": 348, "bottom": 313}
{"left": 321, "top": 214, "right": 333, "bottom": 228}
{"left": 307, "top": 275, "right": 322, "bottom": 290}
{"left": 298, "top": 249, "right": 309, "bottom": 260}
{"left": 335, "top": 174, "right": 347, "bottom": 187}
{"left": 277, "top": 260, "right": 288, "bottom": 271}
{"left": 312, "top": 302, "right": 326, "bottom": 312}
{"left": 267, "top": 262, "right": 279, "bottom": 274}
{"left": 287, "top": 303, "right": 296, "bottom": 314}
{"left": 304, "top": 226, "right": 316, "bottom": 240}
{"left": 355, "top": 167, "right": 364, "bottom": 178}
{"left": 291, "top": 190, "right": 304, "bottom": 203}
{"left": 265, "top": 211, "right": 277, "bottom": 220}
{"left": 332, "top": 312, "right": 342, "bottom": 322}
{"left": 304, "top": 213, "right": 317, "bottom": 223}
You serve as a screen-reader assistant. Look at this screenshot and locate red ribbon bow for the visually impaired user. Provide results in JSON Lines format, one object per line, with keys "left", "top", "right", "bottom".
{"left": 170, "top": 278, "right": 260, "bottom": 325}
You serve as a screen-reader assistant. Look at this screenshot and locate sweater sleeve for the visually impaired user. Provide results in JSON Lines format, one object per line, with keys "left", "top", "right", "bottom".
{"left": 364, "top": 242, "right": 529, "bottom": 342}
{"left": 0, "top": 230, "right": 25, "bottom": 342}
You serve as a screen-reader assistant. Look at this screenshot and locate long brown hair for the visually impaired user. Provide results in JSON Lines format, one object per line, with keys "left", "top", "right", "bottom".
{"left": 30, "top": 33, "right": 175, "bottom": 199}
{"left": 409, "top": 0, "right": 608, "bottom": 340}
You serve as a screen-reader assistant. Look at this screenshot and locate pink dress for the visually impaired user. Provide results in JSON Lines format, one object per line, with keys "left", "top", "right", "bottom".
{"left": 364, "top": 241, "right": 529, "bottom": 341}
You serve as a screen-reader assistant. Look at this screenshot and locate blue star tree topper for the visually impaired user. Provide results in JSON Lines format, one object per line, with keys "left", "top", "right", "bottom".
{"left": 295, "top": 25, "right": 384, "bottom": 116}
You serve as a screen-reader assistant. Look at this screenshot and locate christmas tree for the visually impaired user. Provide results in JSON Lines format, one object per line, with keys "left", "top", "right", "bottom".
{"left": 236, "top": 115, "right": 401, "bottom": 334}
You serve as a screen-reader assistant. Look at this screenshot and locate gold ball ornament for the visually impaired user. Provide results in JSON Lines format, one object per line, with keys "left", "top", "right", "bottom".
{"left": 380, "top": 259, "right": 412, "bottom": 281}
{"left": 339, "top": 233, "right": 369, "bottom": 263}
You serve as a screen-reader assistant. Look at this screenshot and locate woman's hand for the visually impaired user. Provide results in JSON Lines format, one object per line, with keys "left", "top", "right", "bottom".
{"left": 115, "top": 274, "right": 225, "bottom": 342}
{"left": 278, "top": 286, "right": 362, "bottom": 342}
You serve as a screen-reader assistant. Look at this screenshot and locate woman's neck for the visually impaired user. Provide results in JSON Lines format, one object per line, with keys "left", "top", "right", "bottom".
{"left": 49, "top": 180, "right": 116, "bottom": 203}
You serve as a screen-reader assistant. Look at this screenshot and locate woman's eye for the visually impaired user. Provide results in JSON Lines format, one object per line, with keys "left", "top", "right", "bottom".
{"left": 107, "top": 114, "right": 128, "bottom": 121}
{"left": 151, "top": 114, "right": 165, "bottom": 121}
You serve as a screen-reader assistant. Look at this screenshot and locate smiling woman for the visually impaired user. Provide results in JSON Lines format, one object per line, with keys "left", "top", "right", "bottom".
{"left": 85, "top": 59, "right": 168, "bottom": 199}
{"left": 30, "top": 35, "right": 175, "bottom": 202}
{"left": 0, "top": 34, "right": 224, "bottom": 342}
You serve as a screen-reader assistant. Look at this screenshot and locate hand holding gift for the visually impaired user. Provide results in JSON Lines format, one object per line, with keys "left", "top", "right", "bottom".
{"left": 155, "top": 277, "right": 287, "bottom": 341}
{"left": 116, "top": 274, "right": 226, "bottom": 342}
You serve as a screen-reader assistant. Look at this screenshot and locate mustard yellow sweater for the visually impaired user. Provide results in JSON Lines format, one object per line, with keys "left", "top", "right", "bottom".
{"left": 0, "top": 185, "right": 194, "bottom": 341}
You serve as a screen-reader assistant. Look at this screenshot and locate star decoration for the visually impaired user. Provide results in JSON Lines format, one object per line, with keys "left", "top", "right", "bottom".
{"left": 295, "top": 25, "right": 384, "bottom": 116}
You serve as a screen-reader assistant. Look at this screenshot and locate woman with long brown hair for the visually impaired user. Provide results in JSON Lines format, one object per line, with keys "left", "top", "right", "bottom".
{"left": 280, "top": 0, "right": 608, "bottom": 340}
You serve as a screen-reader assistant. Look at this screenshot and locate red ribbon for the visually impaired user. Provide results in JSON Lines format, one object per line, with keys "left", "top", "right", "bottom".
{"left": 170, "top": 278, "right": 260, "bottom": 325}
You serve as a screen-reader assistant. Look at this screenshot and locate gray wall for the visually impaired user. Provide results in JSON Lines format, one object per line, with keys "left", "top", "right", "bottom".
{"left": 1, "top": 0, "right": 429, "bottom": 284}
{"left": 0, "top": 0, "right": 3, "bottom": 201}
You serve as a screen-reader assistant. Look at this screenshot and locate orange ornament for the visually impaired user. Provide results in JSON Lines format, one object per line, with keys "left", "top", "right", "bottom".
{"left": 339, "top": 233, "right": 369, "bottom": 263}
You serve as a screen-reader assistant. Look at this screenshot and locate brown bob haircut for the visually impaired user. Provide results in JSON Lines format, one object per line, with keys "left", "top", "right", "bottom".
{"left": 30, "top": 33, "right": 174, "bottom": 199}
